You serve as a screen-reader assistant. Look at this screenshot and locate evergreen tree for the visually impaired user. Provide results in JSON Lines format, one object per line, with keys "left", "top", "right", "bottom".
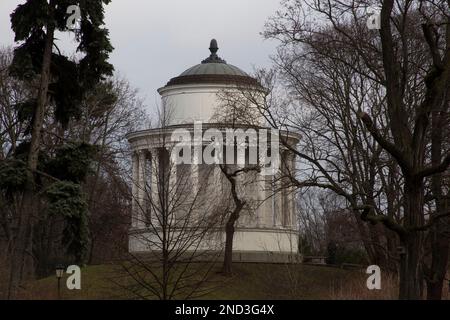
{"left": 5, "top": 0, "right": 113, "bottom": 298}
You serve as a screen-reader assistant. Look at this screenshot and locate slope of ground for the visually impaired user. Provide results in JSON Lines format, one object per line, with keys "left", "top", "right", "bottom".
{"left": 21, "top": 263, "right": 394, "bottom": 300}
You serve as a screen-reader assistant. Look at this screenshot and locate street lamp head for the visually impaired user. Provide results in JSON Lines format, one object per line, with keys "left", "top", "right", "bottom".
{"left": 55, "top": 265, "right": 65, "bottom": 278}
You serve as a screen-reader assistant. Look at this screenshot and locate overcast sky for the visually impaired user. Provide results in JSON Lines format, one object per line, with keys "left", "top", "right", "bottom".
{"left": 0, "top": 0, "right": 281, "bottom": 110}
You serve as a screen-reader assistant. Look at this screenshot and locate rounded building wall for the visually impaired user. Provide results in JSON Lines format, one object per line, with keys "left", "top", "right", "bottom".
{"left": 129, "top": 227, "right": 299, "bottom": 263}
{"left": 158, "top": 83, "right": 264, "bottom": 126}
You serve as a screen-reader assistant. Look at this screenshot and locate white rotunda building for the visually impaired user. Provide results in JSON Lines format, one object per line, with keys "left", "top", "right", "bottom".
{"left": 127, "top": 40, "right": 299, "bottom": 262}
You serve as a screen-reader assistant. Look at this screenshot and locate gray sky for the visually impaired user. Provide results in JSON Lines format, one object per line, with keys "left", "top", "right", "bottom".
{"left": 0, "top": 0, "right": 281, "bottom": 110}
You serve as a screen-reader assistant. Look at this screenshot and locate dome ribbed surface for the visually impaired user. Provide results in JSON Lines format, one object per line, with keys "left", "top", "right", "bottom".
{"left": 179, "top": 63, "right": 249, "bottom": 77}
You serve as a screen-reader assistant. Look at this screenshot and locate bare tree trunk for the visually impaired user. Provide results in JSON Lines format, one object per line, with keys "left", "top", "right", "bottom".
{"left": 8, "top": 24, "right": 54, "bottom": 299}
{"left": 426, "top": 223, "right": 449, "bottom": 300}
{"left": 399, "top": 180, "right": 424, "bottom": 300}
{"left": 399, "top": 237, "right": 422, "bottom": 299}
{"left": 220, "top": 165, "right": 249, "bottom": 276}
{"left": 222, "top": 204, "right": 244, "bottom": 275}
{"left": 426, "top": 109, "right": 449, "bottom": 300}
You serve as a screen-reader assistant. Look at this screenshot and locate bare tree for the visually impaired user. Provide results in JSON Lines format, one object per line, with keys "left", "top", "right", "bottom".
{"left": 0, "top": 47, "right": 34, "bottom": 296}
{"left": 219, "top": 164, "right": 260, "bottom": 275}
{"left": 298, "top": 190, "right": 331, "bottom": 255}
{"left": 65, "top": 76, "right": 146, "bottom": 264}
{"left": 261, "top": 0, "right": 450, "bottom": 299}
{"left": 121, "top": 107, "right": 225, "bottom": 300}
{"left": 0, "top": 47, "right": 31, "bottom": 160}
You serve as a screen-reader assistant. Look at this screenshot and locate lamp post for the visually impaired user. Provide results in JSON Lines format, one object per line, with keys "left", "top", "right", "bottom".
{"left": 55, "top": 265, "right": 65, "bottom": 300}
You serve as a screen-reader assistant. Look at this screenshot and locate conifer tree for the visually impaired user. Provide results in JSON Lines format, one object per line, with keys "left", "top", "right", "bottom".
{"left": 6, "top": 0, "right": 113, "bottom": 298}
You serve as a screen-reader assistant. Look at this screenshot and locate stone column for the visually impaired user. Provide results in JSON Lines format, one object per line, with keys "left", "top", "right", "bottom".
{"left": 273, "top": 173, "right": 283, "bottom": 227}
{"left": 169, "top": 150, "right": 177, "bottom": 191}
{"left": 255, "top": 174, "right": 264, "bottom": 227}
{"left": 257, "top": 175, "right": 271, "bottom": 227}
{"left": 168, "top": 146, "right": 178, "bottom": 224}
{"left": 131, "top": 151, "right": 139, "bottom": 228}
{"left": 212, "top": 142, "right": 223, "bottom": 196}
{"left": 280, "top": 150, "right": 289, "bottom": 227}
{"left": 191, "top": 145, "right": 200, "bottom": 195}
{"left": 287, "top": 151, "right": 296, "bottom": 228}
{"left": 150, "top": 148, "right": 159, "bottom": 226}
{"left": 137, "top": 150, "right": 147, "bottom": 229}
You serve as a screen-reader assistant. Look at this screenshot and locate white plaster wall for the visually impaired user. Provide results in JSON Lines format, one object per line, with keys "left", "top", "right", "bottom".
{"left": 158, "top": 84, "right": 263, "bottom": 126}
{"left": 129, "top": 228, "right": 298, "bottom": 254}
{"left": 232, "top": 228, "right": 298, "bottom": 252}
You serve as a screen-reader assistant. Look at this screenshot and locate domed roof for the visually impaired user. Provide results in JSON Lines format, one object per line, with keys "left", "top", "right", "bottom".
{"left": 165, "top": 39, "right": 259, "bottom": 87}
{"left": 179, "top": 63, "right": 248, "bottom": 77}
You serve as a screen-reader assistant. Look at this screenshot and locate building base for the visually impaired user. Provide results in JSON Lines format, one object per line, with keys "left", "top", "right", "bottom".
{"left": 129, "top": 227, "right": 300, "bottom": 263}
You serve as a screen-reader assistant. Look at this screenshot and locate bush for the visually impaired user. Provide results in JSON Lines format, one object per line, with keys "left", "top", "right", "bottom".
{"left": 326, "top": 241, "right": 368, "bottom": 265}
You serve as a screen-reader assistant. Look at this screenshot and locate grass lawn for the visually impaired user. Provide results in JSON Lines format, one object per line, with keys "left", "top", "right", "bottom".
{"left": 22, "top": 263, "right": 360, "bottom": 300}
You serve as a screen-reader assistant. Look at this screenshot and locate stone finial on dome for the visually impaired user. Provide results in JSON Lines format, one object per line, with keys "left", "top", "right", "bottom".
{"left": 202, "top": 39, "right": 226, "bottom": 64}
{"left": 209, "top": 39, "right": 218, "bottom": 54}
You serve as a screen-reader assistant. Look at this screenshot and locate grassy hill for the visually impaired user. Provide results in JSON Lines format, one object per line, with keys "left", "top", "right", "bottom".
{"left": 21, "top": 263, "right": 397, "bottom": 300}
